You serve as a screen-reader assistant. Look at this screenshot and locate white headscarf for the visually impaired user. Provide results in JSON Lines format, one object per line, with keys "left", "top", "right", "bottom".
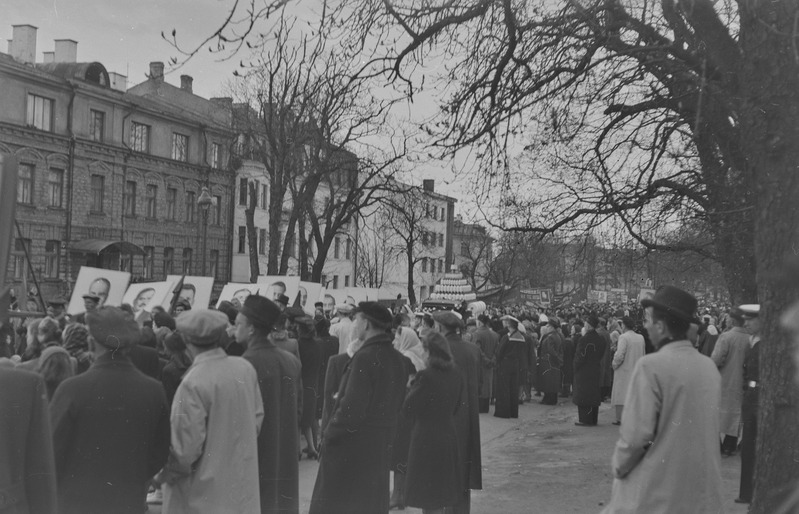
{"left": 394, "top": 326, "right": 427, "bottom": 372}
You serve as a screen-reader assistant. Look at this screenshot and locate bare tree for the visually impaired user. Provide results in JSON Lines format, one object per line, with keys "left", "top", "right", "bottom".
{"left": 355, "top": 210, "right": 395, "bottom": 288}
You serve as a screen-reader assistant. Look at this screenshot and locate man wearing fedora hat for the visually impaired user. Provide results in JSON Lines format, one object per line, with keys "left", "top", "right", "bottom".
{"left": 161, "top": 310, "right": 264, "bottom": 514}
{"left": 432, "top": 309, "right": 482, "bottom": 514}
{"left": 50, "top": 306, "right": 171, "bottom": 514}
{"left": 603, "top": 285, "right": 722, "bottom": 513}
{"left": 238, "top": 295, "right": 303, "bottom": 514}
{"left": 310, "top": 302, "right": 409, "bottom": 514}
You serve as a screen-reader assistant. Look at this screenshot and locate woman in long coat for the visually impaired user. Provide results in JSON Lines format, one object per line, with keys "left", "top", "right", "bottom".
{"left": 573, "top": 316, "right": 607, "bottom": 426}
{"left": 538, "top": 319, "right": 563, "bottom": 405}
{"left": 494, "top": 316, "right": 526, "bottom": 419}
{"left": 404, "top": 332, "right": 463, "bottom": 514}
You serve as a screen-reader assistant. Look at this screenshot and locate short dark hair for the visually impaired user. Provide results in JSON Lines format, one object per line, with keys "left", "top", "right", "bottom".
{"left": 423, "top": 314, "right": 434, "bottom": 328}
{"left": 586, "top": 316, "right": 600, "bottom": 329}
{"left": 651, "top": 307, "right": 690, "bottom": 339}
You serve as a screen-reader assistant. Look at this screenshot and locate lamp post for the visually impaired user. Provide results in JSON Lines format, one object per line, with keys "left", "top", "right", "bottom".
{"left": 197, "top": 187, "right": 213, "bottom": 276}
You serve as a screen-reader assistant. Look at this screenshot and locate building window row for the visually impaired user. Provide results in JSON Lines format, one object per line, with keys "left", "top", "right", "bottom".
{"left": 421, "top": 257, "right": 444, "bottom": 274}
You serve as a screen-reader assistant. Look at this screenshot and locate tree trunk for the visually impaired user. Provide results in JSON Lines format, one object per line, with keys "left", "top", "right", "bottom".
{"left": 279, "top": 211, "right": 298, "bottom": 275}
{"left": 406, "top": 245, "right": 416, "bottom": 306}
{"left": 245, "top": 182, "right": 260, "bottom": 283}
{"left": 310, "top": 238, "right": 332, "bottom": 283}
{"left": 267, "top": 177, "right": 284, "bottom": 276}
{"left": 739, "top": 2, "right": 799, "bottom": 511}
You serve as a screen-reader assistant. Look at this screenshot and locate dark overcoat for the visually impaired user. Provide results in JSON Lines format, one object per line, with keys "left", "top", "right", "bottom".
{"left": 494, "top": 331, "right": 525, "bottom": 419}
{"left": 561, "top": 336, "right": 576, "bottom": 384}
{"left": 128, "top": 343, "right": 163, "bottom": 380}
{"left": 573, "top": 329, "right": 607, "bottom": 407}
{"left": 243, "top": 340, "right": 303, "bottom": 514}
{"left": 50, "top": 352, "right": 170, "bottom": 514}
{"left": 404, "top": 366, "right": 463, "bottom": 509}
{"left": 297, "top": 335, "right": 322, "bottom": 430}
{"left": 320, "top": 352, "right": 350, "bottom": 439}
{"left": 315, "top": 335, "right": 339, "bottom": 419}
{"left": 539, "top": 331, "right": 563, "bottom": 396}
{"left": 310, "top": 333, "right": 409, "bottom": 514}
{"left": 0, "top": 367, "right": 57, "bottom": 514}
{"left": 597, "top": 327, "right": 613, "bottom": 388}
{"left": 470, "top": 326, "right": 499, "bottom": 399}
{"left": 445, "top": 332, "right": 483, "bottom": 491}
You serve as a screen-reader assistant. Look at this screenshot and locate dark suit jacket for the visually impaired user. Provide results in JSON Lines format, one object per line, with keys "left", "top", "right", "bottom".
{"left": 573, "top": 329, "right": 607, "bottom": 406}
{"left": 128, "top": 344, "right": 162, "bottom": 380}
{"left": 50, "top": 352, "right": 170, "bottom": 514}
{"left": 0, "top": 367, "right": 57, "bottom": 514}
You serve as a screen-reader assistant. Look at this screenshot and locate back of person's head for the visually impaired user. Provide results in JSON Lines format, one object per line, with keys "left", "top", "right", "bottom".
{"left": 163, "top": 331, "right": 187, "bottom": 356}
{"left": 586, "top": 316, "right": 600, "bottom": 329}
{"left": 651, "top": 307, "right": 690, "bottom": 340}
{"left": 422, "top": 314, "right": 434, "bottom": 328}
{"left": 315, "top": 318, "right": 331, "bottom": 337}
{"left": 39, "top": 347, "right": 74, "bottom": 399}
{"left": 217, "top": 300, "right": 238, "bottom": 325}
{"left": 424, "top": 332, "right": 454, "bottom": 371}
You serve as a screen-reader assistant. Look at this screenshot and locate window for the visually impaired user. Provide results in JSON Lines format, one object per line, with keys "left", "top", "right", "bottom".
{"left": 438, "top": 259, "right": 443, "bottom": 273}
{"left": 182, "top": 248, "right": 193, "bottom": 274}
{"left": 13, "top": 239, "right": 31, "bottom": 280}
{"left": 120, "top": 254, "right": 132, "bottom": 273}
{"left": 321, "top": 274, "right": 327, "bottom": 288}
{"left": 334, "top": 237, "right": 340, "bottom": 259}
{"left": 143, "top": 246, "right": 154, "bottom": 279}
{"left": 421, "top": 232, "right": 428, "bottom": 246}
{"left": 332, "top": 275, "right": 339, "bottom": 289}
{"left": 27, "top": 94, "right": 53, "bottom": 131}
{"left": 210, "top": 250, "right": 219, "bottom": 279}
{"left": 124, "top": 180, "right": 137, "bottom": 216}
{"left": 438, "top": 233, "right": 444, "bottom": 247}
{"left": 211, "top": 142, "right": 222, "bottom": 169}
{"left": 44, "top": 240, "right": 59, "bottom": 278}
{"left": 213, "top": 195, "right": 222, "bottom": 225}
{"left": 91, "top": 175, "right": 105, "bottom": 212}
{"left": 146, "top": 185, "right": 157, "bottom": 218}
{"left": 239, "top": 178, "right": 248, "bottom": 205}
{"left": 166, "top": 187, "right": 177, "bottom": 220}
{"left": 185, "top": 191, "right": 196, "bottom": 223}
{"left": 171, "top": 133, "right": 189, "bottom": 161}
{"left": 345, "top": 238, "right": 351, "bottom": 260}
{"left": 344, "top": 275, "right": 350, "bottom": 287}
{"left": 420, "top": 286, "right": 427, "bottom": 300}
{"left": 441, "top": 207, "right": 446, "bottom": 221}
{"left": 421, "top": 258, "right": 427, "bottom": 272}
{"left": 424, "top": 203, "right": 429, "bottom": 218}
{"left": 238, "top": 226, "right": 246, "bottom": 254}
{"left": 47, "top": 169, "right": 64, "bottom": 207}
{"left": 260, "top": 184, "right": 267, "bottom": 209}
{"left": 130, "top": 122, "right": 150, "bottom": 153}
{"left": 163, "top": 247, "right": 174, "bottom": 275}
{"left": 89, "top": 109, "right": 105, "bottom": 142}
{"left": 17, "top": 163, "right": 33, "bottom": 204}
{"left": 259, "top": 228, "right": 267, "bottom": 255}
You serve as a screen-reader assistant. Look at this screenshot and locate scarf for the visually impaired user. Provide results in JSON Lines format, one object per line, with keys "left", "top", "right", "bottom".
{"left": 394, "top": 327, "right": 427, "bottom": 372}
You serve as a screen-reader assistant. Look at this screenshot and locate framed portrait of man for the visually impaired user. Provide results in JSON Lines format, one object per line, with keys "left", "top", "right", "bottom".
{"left": 257, "top": 276, "right": 301, "bottom": 305}
{"left": 216, "top": 283, "right": 261, "bottom": 309}
{"left": 123, "top": 281, "right": 174, "bottom": 320}
{"left": 298, "top": 281, "right": 323, "bottom": 315}
{"left": 67, "top": 266, "right": 131, "bottom": 315}
{"left": 166, "top": 275, "right": 215, "bottom": 311}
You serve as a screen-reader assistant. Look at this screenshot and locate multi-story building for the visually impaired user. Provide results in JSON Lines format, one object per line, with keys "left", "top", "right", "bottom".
{"left": 1, "top": 25, "right": 234, "bottom": 300}
{"left": 451, "top": 217, "right": 494, "bottom": 292}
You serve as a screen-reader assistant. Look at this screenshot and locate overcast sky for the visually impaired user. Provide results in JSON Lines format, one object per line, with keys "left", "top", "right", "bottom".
{"left": 5, "top": 0, "right": 490, "bottom": 222}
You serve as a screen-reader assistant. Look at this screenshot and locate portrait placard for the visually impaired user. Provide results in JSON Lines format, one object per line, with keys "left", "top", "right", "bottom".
{"left": 216, "top": 283, "right": 261, "bottom": 309}
{"left": 67, "top": 266, "right": 131, "bottom": 315}
{"left": 166, "top": 275, "right": 215, "bottom": 310}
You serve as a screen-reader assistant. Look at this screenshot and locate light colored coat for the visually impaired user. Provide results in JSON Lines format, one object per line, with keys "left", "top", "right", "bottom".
{"left": 610, "top": 330, "right": 645, "bottom": 406}
{"left": 163, "top": 349, "right": 264, "bottom": 514}
{"left": 330, "top": 317, "right": 354, "bottom": 354}
{"left": 711, "top": 326, "right": 750, "bottom": 435}
{"left": 603, "top": 341, "right": 723, "bottom": 514}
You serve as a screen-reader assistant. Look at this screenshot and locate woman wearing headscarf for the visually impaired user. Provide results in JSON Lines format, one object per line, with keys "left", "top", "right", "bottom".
{"left": 389, "top": 314, "right": 427, "bottom": 510}
{"left": 17, "top": 317, "right": 60, "bottom": 372}
{"left": 62, "top": 323, "right": 94, "bottom": 374}
{"left": 38, "top": 346, "right": 75, "bottom": 400}
{"left": 403, "top": 332, "right": 462, "bottom": 514}
{"left": 494, "top": 316, "right": 526, "bottom": 419}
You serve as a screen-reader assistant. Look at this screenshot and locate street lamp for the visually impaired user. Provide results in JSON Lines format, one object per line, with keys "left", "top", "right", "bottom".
{"left": 197, "top": 187, "right": 213, "bottom": 276}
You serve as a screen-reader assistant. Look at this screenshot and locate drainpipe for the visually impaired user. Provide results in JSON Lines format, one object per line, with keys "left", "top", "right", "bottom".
{"left": 64, "top": 82, "right": 77, "bottom": 293}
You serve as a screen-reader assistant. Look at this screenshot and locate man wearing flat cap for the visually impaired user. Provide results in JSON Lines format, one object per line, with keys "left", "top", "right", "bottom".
{"left": 432, "top": 309, "right": 482, "bottom": 514}
{"left": 50, "top": 306, "right": 171, "bottom": 514}
{"left": 603, "top": 285, "right": 722, "bottom": 513}
{"left": 162, "top": 310, "right": 264, "bottom": 514}
{"left": 310, "top": 302, "right": 409, "bottom": 514}
{"left": 46, "top": 295, "right": 68, "bottom": 329}
{"left": 237, "top": 295, "right": 303, "bottom": 514}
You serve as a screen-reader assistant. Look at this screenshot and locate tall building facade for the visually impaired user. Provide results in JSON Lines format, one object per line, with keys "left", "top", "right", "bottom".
{"left": 451, "top": 217, "right": 494, "bottom": 292}
{"left": 1, "top": 25, "right": 234, "bottom": 301}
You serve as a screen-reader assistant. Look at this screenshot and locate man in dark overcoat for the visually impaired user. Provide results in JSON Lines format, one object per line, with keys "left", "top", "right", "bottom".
{"left": 433, "top": 310, "right": 483, "bottom": 514}
{"left": 238, "top": 295, "right": 303, "bottom": 514}
{"left": 472, "top": 314, "right": 499, "bottom": 413}
{"left": 50, "top": 306, "right": 170, "bottom": 514}
{"left": 310, "top": 302, "right": 409, "bottom": 514}
{"left": 573, "top": 315, "right": 607, "bottom": 426}
{"left": 0, "top": 367, "right": 57, "bottom": 514}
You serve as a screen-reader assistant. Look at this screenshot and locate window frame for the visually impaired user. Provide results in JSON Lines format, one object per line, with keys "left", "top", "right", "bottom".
{"left": 124, "top": 180, "right": 137, "bottom": 216}
{"left": 166, "top": 187, "right": 177, "bottom": 221}
{"left": 185, "top": 191, "right": 196, "bottom": 223}
{"left": 182, "top": 248, "right": 193, "bottom": 275}
{"left": 26, "top": 93, "right": 54, "bottom": 132}
{"left": 143, "top": 246, "right": 154, "bottom": 279}
{"left": 89, "top": 109, "right": 105, "bottom": 142}
{"left": 171, "top": 132, "right": 189, "bottom": 162}
{"left": 17, "top": 163, "right": 34, "bottom": 205}
{"left": 163, "top": 247, "right": 174, "bottom": 275}
{"left": 90, "top": 174, "right": 105, "bottom": 212}
{"left": 130, "top": 122, "right": 151, "bottom": 153}
{"left": 44, "top": 240, "right": 60, "bottom": 279}
{"left": 145, "top": 184, "right": 158, "bottom": 219}
{"left": 238, "top": 226, "right": 246, "bottom": 254}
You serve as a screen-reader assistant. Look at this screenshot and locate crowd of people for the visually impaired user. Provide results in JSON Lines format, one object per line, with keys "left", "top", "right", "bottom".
{"left": 2, "top": 282, "right": 799, "bottom": 513}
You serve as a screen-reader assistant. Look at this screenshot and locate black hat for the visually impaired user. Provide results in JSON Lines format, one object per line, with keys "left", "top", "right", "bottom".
{"left": 277, "top": 294, "right": 290, "bottom": 306}
{"left": 314, "top": 301, "right": 323, "bottom": 308}
{"left": 82, "top": 293, "right": 101, "bottom": 302}
{"left": 640, "top": 285, "right": 698, "bottom": 323}
{"left": 47, "top": 296, "right": 67, "bottom": 306}
{"left": 239, "top": 295, "right": 281, "bottom": 330}
{"left": 355, "top": 301, "right": 392, "bottom": 326}
{"left": 284, "top": 306, "right": 306, "bottom": 320}
{"left": 728, "top": 307, "right": 745, "bottom": 323}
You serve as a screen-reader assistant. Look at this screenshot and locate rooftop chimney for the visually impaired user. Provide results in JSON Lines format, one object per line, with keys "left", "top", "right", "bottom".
{"left": 109, "top": 72, "right": 127, "bottom": 92}
{"left": 422, "top": 179, "right": 435, "bottom": 192}
{"left": 53, "top": 39, "right": 77, "bottom": 62}
{"left": 9, "top": 24, "right": 37, "bottom": 64}
{"left": 42, "top": 51, "right": 54, "bottom": 63}
{"left": 149, "top": 61, "right": 164, "bottom": 82}
{"left": 180, "top": 74, "right": 193, "bottom": 94}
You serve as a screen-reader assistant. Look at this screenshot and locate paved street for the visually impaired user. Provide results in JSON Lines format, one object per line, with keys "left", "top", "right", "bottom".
{"left": 150, "top": 397, "right": 748, "bottom": 513}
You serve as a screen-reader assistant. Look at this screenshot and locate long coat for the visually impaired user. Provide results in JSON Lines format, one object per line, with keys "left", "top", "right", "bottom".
{"left": 243, "top": 340, "right": 303, "bottom": 514}
{"left": 603, "top": 341, "right": 722, "bottom": 514}
{"left": 320, "top": 352, "right": 350, "bottom": 439}
{"left": 310, "top": 333, "right": 409, "bottom": 514}
{"left": 494, "top": 331, "right": 525, "bottom": 418}
{"left": 0, "top": 367, "right": 57, "bottom": 514}
{"left": 573, "top": 329, "right": 607, "bottom": 407}
{"left": 597, "top": 327, "right": 613, "bottom": 389}
{"left": 404, "top": 366, "right": 463, "bottom": 509}
{"left": 710, "top": 326, "right": 750, "bottom": 436}
{"left": 315, "top": 335, "right": 339, "bottom": 419}
{"left": 610, "top": 331, "right": 645, "bottom": 407}
{"left": 471, "top": 326, "right": 499, "bottom": 399}
{"left": 297, "top": 335, "right": 322, "bottom": 430}
{"left": 444, "top": 331, "right": 483, "bottom": 491}
{"left": 538, "top": 330, "right": 563, "bottom": 396}
{"left": 163, "top": 349, "right": 264, "bottom": 514}
{"left": 561, "top": 336, "right": 576, "bottom": 384}
{"left": 50, "top": 352, "right": 170, "bottom": 514}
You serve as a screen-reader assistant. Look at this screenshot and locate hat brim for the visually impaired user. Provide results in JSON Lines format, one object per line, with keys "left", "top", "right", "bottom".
{"left": 641, "top": 298, "right": 699, "bottom": 324}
